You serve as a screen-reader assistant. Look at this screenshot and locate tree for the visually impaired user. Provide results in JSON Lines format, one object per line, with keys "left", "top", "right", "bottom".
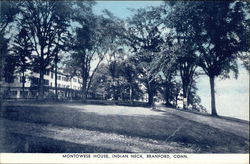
{"left": 67, "top": 8, "right": 125, "bottom": 102}
{"left": 88, "top": 63, "right": 109, "bottom": 99}
{"left": 104, "top": 43, "right": 127, "bottom": 101}
{"left": 119, "top": 59, "right": 139, "bottom": 103}
{"left": 169, "top": 1, "right": 249, "bottom": 116}
{"left": 161, "top": 2, "right": 201, "bottom": 109}
{"left": 152, "top": 41, "right": 179, "bottom": 106}
{"left": 11, "top": 27, "right": 33, "bottom": 94}
{"left": 107, "top": 60, "right": 123, "bottom": 101}
{"left": 0, "top": 1, "right": 19, "bottom": 34}
{"left": 238, "top": 16, "right": 250, "bottom": 72}
{"left": 178, "top": 51, "right": 197, "bottom": 109}
{"left": 0, "top": 34, "right": 8, "bottom": 82}
{"left": 0, "top": 1, "right": 19, "bottom": 102}
{"left": 89, "top": 62, "right": 143, "bottom": 102}
{"left": 3, "top": 55, "right": 17, "bottom": 87}
{"left": 198, "top": 1, "right": 249, "bottom": 116}
{"left": 17, "top": 1, "right": 72, "bottom": 100}
{"left": 187, "top": 80, "right": 207, "bottom": 113}
{"left": 126, "top": 7, "right": 164, "bottom": 106}
{"left": 97, "top": 10, "right": 127, "bottom": 102}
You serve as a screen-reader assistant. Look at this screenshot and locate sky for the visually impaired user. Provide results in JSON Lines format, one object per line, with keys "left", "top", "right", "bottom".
{"left": 94, "top": 1, "right": 249, "bottom": 121}
{"left": 196, "top": 64, "right": 249, "bottom": 121}
{"left": 94, "top": 1, "right": 164, "bottom": 18}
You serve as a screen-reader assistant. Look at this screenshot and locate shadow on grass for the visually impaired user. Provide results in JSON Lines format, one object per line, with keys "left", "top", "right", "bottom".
{"left": 0, "top": 132, "right": 124, "bottom": 153}
{"left": 0, "top": 104, "right": 249, "bottom": 153}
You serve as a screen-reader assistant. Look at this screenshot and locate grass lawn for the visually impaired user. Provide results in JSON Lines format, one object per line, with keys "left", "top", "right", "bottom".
{"left": 0, "top": 102, "right": 249, "bottom": 153}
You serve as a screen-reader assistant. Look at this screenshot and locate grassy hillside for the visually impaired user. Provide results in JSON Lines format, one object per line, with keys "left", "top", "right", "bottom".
{"left": 0, "top": 103, "right": 249, "bottom": 153}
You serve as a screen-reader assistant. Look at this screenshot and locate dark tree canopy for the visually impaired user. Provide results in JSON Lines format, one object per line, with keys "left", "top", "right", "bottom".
{"left": 167, "top": 1, "right": 249, "bottom": 116}
{"left": 126, "top": 7, "right": 165, "bottom": 106}
{"left": 1, "top": 0, "right": 249, "bottom": 117}
{"left": 16, "top": 0, "right": 72, "bottom": 99}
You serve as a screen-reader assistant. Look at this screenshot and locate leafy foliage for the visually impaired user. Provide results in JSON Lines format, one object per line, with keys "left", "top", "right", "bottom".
{"left": 1, "top": 1, "right": 249, "bottom": 116}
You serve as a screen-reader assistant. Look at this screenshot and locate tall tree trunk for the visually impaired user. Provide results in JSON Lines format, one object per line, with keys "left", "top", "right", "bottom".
{"left": 175, "top": 92, "right": 178, "bottom": 108}
{"left": 120, "top": 91, "right": 123, "bottom": 101}
{"left": 148, "top": 90, "right": 154, "bottom": 106}
{"left": 86, "top": 56, "right": 104, "bottom": 94}
{"left": 209, "top": 76, "right": 218, "bottom": 116}
{"left": 147, "top": 82, "right": 154, "bottom": 106}
{"left": 129, "top": 83, "right": 133, "bottom": 104}
{"left": 164, "top": 82, "right": 172, "bottom": 106}
{"left": 38, "top": 70, "right": 44, "bottom": 100}
{"left": 186, "top": 88, "right": 190, "bottom": 106}
{"left": 22, "top": 71, "right": 25, "bottom": 97}
{"left": 0, "top": 39, "right": 5, "bottom": 106}
{"left": 114, "top": 86, "right": 119, "bottom": 101}
{"left": 81, "top": 78, "right": 87, "bottom": 103}
{"left": 55, "top": 61, "right": 58, "bottom": 101}
{"left": 70, "top": 77, "right": 73, "bottom": 100}
{"left": 111, "top": 78, "right": 117, "bottom": 101}
{"left": 38, "top": 47, "right": 45, "bottom": 100}
{"left": 8, "top": 83, "right": 10, "bottom": 98}
{"left": 81, "top": 50, "right": 87, "bottom": 103}
{"left": 182, "top": 84, "right": 188, "bottom": 110}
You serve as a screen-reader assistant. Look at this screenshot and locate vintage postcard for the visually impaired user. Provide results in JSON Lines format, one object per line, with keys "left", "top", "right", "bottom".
{"left": 0, "top": 0, "right": 249, "bottom": 164}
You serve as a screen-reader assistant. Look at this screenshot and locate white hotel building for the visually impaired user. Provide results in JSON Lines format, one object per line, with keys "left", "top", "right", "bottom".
{"left": 1, "top": 68, "right": 82, "bottom": 100}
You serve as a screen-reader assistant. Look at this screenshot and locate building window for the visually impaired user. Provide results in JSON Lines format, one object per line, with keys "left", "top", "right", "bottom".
{"left": 58, "top": 76, "right": 61, "bottom": 80}
{"left": 51, "top": 72, "right": 53, "bottom": 79}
